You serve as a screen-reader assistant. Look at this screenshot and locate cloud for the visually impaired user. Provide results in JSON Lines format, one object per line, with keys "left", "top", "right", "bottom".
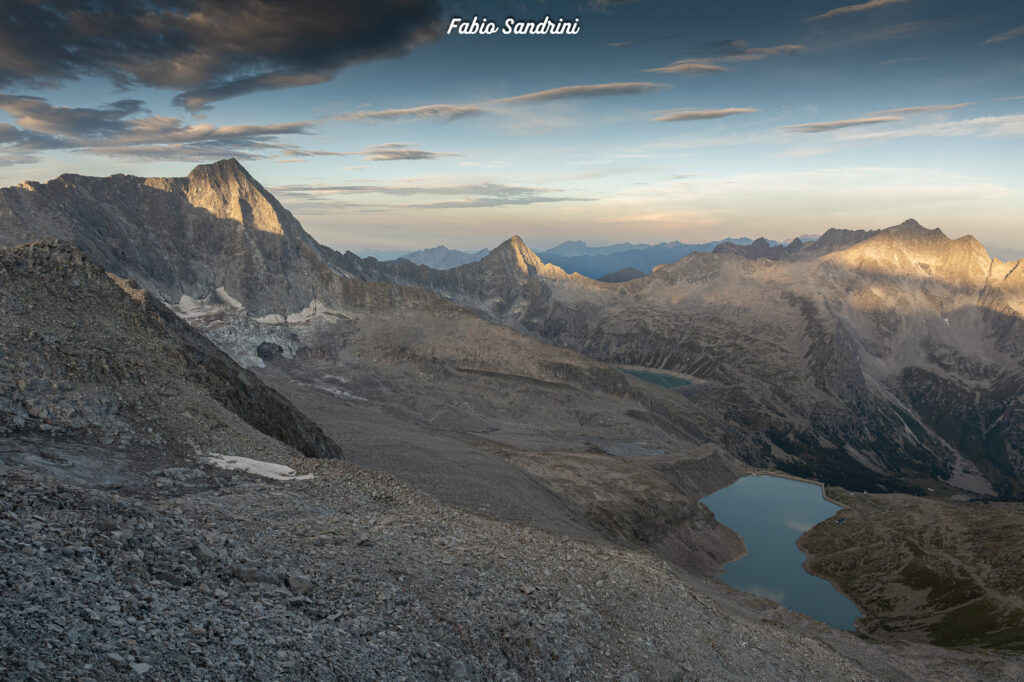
{"left": 0, "top": 95, "right": 464, "bottom": 162}
{"left": 0, "top": 0, "right": 442, "bottom": 111}
{"left": 875, "top": 57, "right": 927, "bottom": 66}
{"left": 332, "top": 105, "right": 487, "bottom": 122}
{"left": 645, "top": 63, "right": 730, "bottom": 75}
{"left": 359, "top": 143, "right": 457, "bottom": 161}
{"left": 652, "top": 107, "right": 758, "bottom": 122}
{"left": 807, "top": 0, "right": 913, "bottom": 22}
{"left": 269, "top": 181, "right": 588, "bottom": 209}
{"left": 870, "top": 103, "right": 972, "bottom": 115}
{"left": 714, "top": 44, "right": 805, "bottom": 62}
{"left": 781, "top": 116, "right": 902, "bottom": 133}
{"left": 0, "top": 93, "right": 329, "bottom": 161}
{"left": 878, "top": 21, "right": 939, "bottom": 37}
{"left": 984, "top": 25, "right": 1024, "bottom": 44}
{"left": 604, "top": 34, "right": 679, "bottom": 49}
{"left": 330, "top": 83, "right": 670, "bottom": 126}
{"left": 492, "top": 83, "right": 668, "bottom": 104}
{"left": 645, "top": 41, "right": 802, "bottom": 75}
{"left": 837, "top": 114, "right": 1024, "bottom": 142}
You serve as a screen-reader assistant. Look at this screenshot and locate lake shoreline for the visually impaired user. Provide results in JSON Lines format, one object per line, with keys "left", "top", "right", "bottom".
{"left": 747, "top": 468, "right": 846, "bottom": 508}
{"left": 703, "top": 472, "right": 861, "bottom": 631}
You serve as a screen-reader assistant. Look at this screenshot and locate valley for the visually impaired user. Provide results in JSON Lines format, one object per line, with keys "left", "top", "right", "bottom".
{"left": 1, "top": 160, "right": 1022, "bottom": 678}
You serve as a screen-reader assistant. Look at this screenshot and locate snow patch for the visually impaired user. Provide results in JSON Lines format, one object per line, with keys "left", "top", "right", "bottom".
{"left": 215, "top": 287, "right": 245, "bottom": 310}
{"left": 254, "top": 298, "right": 354, "bottom": 325}
{"left": 173, "top": 293, "right": 212, "bottom": 318}
{"left": 204, "top": 454, "right": 313, "bottom": 481}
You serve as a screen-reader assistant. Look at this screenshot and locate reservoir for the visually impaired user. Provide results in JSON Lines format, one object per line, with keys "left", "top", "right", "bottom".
{"left": 701, "top": 475, "right": 861, "bottom": 631}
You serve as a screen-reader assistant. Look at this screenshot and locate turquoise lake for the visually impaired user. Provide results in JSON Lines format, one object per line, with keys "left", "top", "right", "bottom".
{"left": 620, "top": 368, "right": 691, "bottom": 389}
{"left": 701, "top": 475, "right": 861, "bottom": 631}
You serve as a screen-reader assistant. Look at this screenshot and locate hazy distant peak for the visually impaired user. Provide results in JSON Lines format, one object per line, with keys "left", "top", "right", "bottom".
{"left": 545, "top": 239, "right": 589, "bottom": 256}
{"left": 401, "top": 245, "right": 488, "bottom": 269}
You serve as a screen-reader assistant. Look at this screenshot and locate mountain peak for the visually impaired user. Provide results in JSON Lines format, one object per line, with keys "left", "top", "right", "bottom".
{"left": 484, "top": 236, "right": 568, "bottom": 279}
{"left": 829, "top": 219, "right": 992, "bottom": 286}
{"left": 887, "top": 218, "right": 946, "bottom": 240}
{"left": 183, "top": 158, "right": 288, "bottom": 235}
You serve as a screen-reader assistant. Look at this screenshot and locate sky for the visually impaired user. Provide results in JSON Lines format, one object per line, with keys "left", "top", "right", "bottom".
{"left": 0, "top": 0, "right": 1022, "bottom": 254}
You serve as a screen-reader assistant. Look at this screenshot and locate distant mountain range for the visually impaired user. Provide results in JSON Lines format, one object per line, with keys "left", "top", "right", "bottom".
{"left": 387, "top": 233, "right": 1019, "bottom": 282}
{"left": 381, "top": 237, "right": 772, "bottom": 279}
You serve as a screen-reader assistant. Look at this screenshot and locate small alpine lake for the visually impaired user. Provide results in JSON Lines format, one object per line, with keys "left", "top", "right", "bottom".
{"left": 701, "top": 474, "right": 861, "bottom": 631}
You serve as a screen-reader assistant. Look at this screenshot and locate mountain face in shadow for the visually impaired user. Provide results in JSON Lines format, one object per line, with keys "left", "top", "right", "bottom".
{"left": 3, "top": 160, "right": 1022, "bottom": 499}
{"left": 0, "top": 238, "right": 341, "bottom": 463}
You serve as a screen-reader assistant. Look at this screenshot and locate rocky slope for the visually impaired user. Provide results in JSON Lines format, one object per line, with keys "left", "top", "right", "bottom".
{"left": 9, "top": 443, "right": 1021, "bottom": 680}
{"left": 0, "top": 239, "right": 340, "bottom": 470}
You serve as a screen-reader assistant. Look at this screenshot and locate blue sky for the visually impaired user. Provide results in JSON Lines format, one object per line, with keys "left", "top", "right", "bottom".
{"left": 0, "top": 0, "right": 1022, "bottom": 253}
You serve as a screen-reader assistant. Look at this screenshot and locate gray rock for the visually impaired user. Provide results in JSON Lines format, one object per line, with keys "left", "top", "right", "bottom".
{"left": 191, "top": 542, "right": 216, "bottom": 564}
{"left": 285, "top": 572, "right": 313, "bottom": 596}
{"left": 232, "top": 564, "right": 278, "bottom": 585}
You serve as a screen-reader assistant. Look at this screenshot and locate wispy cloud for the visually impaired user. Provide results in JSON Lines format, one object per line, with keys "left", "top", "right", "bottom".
{"left": 332, "top": 105, "right": 486, "bottom": 122}
{"left": 0, "top": 94, "right": 323, "bottom": 161}
{"left": 330, "top": 82, "right": 669, "bottom": 127}
{"left": 645, "top": 41, "right": 802, "bottom": 75}
{"left": 492, "top": 82, "right": 668, "bottom": 104}
{"left": 782, "top": 116, "right": 902, "bottom": 133}
{"left": 878, "top": 21, "right": 940, "bottom": 37}
{"left": 807, "top": 0, "right": 913, "bottom": 22}
{"left": 644, "top": 63, "right": 730, "bottom": 75}
{"left": 0, "top": 94, "right": 466, "bottom": 163}
{"left": 875, "top": 57, "right": 927, "bottom": 66}
{"left": 652, "top": 107, "right": 758, "bottom": 122}
{"left": 838, "top": 114, "right": 1024, "bottom": 142}
{"left": 984, "top": 25, "right": 1024, "bottom": 45}
{"left": 270, "top": 181, "right": 589, "bottom": 210}
{"left": 604, "top": 34, "right": 679, "bottom": 48}
{"left": 359, "top": 143, "right": 457, "bottom": 161}
{"left": 715, "top": 44, "right": 805, "bottom": 62}
{"left": 870, "top": 103, "right": 972, "bottom": 115}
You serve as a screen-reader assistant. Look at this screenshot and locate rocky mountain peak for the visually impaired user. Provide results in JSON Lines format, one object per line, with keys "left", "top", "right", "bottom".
{"left": 483, "top": 235, "right": 568, "bottom": 279}
{"left": 179, "top": 159, "right": 290, "bottom": 236}
{"left": 828, "top": 219, "right": 992, "bottom": 286}
{"left": 886, "top": 218, "right": 944, "bottom": 240}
